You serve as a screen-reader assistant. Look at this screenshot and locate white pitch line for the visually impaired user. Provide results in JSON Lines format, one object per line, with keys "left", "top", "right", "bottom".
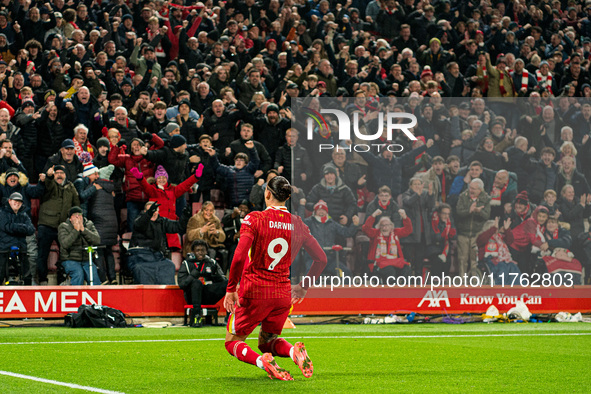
{"left": 0, "top": 370, "right": 125, "bottom": 393}
{"left": 0, "top": 332, "right": 590, "bottom": 346}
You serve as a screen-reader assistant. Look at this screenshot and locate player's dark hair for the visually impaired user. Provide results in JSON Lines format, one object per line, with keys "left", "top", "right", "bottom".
{"left": 267, "top": 176, "right": 291, "bottom": 202}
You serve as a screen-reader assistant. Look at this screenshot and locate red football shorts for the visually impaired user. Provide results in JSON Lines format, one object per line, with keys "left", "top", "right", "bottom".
{"left": 227, "top": 296, "right": 291, "bottom": 337}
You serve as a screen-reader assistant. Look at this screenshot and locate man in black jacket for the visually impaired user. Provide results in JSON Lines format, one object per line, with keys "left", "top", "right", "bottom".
{"left": 224, "top": 122, "right": 272, "bottom": 179}
{"left": 128, "top": 201, "right": 191, "bottom": 284}
{"left": 274, "top": 128, "right": 312, "bottom": 191}
{"left": 43, "top": 139, "right": 84, "bottom": 183}
{"left": 178, "top": 239, "right": 227, "bottom": 327}
{"left": 0, "top": 192, "right": 35, "bottom": 284}
{"left": 305, "top": 166, "right": 357, "bottom": 226}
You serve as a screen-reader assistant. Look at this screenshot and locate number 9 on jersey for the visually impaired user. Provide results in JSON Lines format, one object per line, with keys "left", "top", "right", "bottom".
{"left": 267, "top": 238, "right": 289, "bottom": 271}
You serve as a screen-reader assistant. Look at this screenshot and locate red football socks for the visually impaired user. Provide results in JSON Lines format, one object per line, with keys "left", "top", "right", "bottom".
{"left": 225, "top": 341, "right": 260, "bottom": 366}
{"left": 272, "top": 338, "right": 295, "bottom": 359}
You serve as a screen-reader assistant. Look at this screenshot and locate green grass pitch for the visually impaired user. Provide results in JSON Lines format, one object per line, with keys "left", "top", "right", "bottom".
{"left": 1, "top": 323, "right": 590, "bottom": 393}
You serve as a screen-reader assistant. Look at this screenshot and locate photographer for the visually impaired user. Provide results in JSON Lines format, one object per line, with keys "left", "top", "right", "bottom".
{"left": 128, "top": 201, "right": 191, "bottom": 284}
{"left": 178, "top": 239, "right": 228, "bottom": 327}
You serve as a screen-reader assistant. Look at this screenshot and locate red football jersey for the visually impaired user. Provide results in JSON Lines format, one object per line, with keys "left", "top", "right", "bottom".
{"left": 236, "top": 206, "right": 315, "bottom": 299}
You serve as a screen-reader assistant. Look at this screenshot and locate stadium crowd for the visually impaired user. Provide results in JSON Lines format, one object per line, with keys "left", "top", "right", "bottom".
{"left": 0, "top": 0, "right": 590, "bottom": 288}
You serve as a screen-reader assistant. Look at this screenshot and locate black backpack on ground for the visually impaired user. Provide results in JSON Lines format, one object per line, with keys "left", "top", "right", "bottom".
{"left": 65, "top": 304, "right": 128, "bottom": 328}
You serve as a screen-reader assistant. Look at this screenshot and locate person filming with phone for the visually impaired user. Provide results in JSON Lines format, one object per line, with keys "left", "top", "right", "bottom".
{"left": 128, "top": 201, "right": 192, "bottom": 284}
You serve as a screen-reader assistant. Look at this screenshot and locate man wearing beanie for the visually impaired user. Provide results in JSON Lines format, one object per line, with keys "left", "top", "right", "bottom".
{"left": 302, "top": 200, "right": 359, "bottom": 276}
{"left": 36, "top": 165, "right": 80, "bottom": 285}
{"left": 509, "top": 190, "right": 536, "bottom": 229}
{"left": 75, "top": 159, "right": 119, "bottom": 284}
{"left": 157, "top": 122, "right": 180, "bottom": 144}
{"left": 251, "top": 102, "right": 290, "bottom": 162}
{"left": 305, "top": 165, "right": 357, "bottom": 226}
{"left": 57, "top": 206, "right": 101, "bottom": 285}
{"left": 0, "top": 192, "right": 35, "bottom": 285}
{"left": 93, "top": 137, "right": 112, "bottom": 169}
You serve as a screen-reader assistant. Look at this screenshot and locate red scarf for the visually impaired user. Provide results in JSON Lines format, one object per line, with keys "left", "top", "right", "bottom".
{"left": 490, "top": 182, "right": 508, "bottom": 206}
{"left": 536, "top": 70, "right": 553, "bottom": 95}
{"left": 414, "top": 151, "right": 425, "bottom": 165}
{"left": 484, "top": 232, "right": 515, "bottom": 265}
{"left": 314, "top": 215, "right": 328, "bottom": 224}
{"left": 520, "top": 69, "right": 529, "bottom": 90}
{"left": 478, "top": 61, "right": 488, "bottom": 93}
{"left": 547, "top": 228, "right": 559, "bottom": 240}
{"left": 378, "top": 200, "right": 390, "bottom": 210}
{"left": 374, "top": 232, "right": 408, "bottom": 269}
{"left": 74, "top": 139, "right": 95, "bottom": 159}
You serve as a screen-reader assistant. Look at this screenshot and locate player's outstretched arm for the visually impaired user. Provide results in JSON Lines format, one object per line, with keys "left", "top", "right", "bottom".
{"left": 296, "top": 235, "right": 327, "bottom": 301}
{"left": 224, "top": 233, "right": 254, "bottom": 313}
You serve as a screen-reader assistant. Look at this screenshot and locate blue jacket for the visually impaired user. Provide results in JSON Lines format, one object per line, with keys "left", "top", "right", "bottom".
{"left": 0, "top": 202, "right": 35, "bottom": 252}
{"left": 211, "top": 147, "right": 260, "bottom": 206}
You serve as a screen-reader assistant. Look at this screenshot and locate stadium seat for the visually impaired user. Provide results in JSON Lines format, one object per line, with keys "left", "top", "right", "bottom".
{"left": 210, "top": 189, "right": 225, "bottom": 209}
{"left": 47, "top": 241, "right": 59, "bottom": 272}
{"left": 171, "top": 252, "right": 183, "bottom": 271}
{"left": 120, "top": 232, "right": 132, "bottom": 250}
{"left": 30, "top": 198, "right": 40, "bottom": 227}
{"left": 183, "top": 304, "right": 219, "bottom": 326}
{"left": 357, "top": 212, "right": 366, "bottom": 224}
{"left": 192, "top": 202, "right": 202, "bottom": 215}
{"left": 120, "top": 208, "right": 127, "bottom": 227}
{"left": 112, "top": 243, "right": 121, "bottom": 273}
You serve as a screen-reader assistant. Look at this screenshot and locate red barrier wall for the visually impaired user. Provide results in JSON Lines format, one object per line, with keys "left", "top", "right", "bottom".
{"left": 0, "top": 285, "right": 589, "bottom": 318}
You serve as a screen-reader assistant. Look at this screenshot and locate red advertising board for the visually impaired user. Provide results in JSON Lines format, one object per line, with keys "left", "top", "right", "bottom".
{"left": 0, "top": 286, "right": 186, "bottom": 318}
{"left": 0, "top": 286, "right": 589, "bottom": 319}
{"left": 294, "top": 286, "right": 591, "bottom": 315}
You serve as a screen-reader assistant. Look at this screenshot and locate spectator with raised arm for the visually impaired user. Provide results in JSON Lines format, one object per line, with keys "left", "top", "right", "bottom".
{"left": 362, "top": 207, "right": 413, "bottom": 281}
{"left": 207, "top": 140, "right": 260, "bottom": 208}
